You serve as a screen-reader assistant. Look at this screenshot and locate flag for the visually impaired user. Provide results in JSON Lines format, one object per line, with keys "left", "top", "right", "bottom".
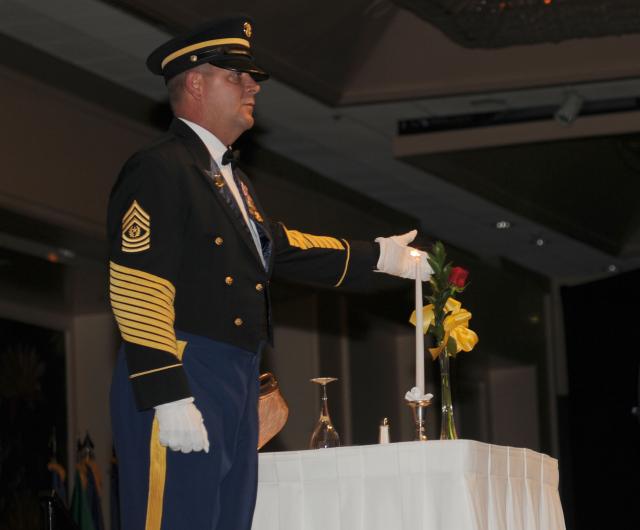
{"left": 71, "top": 459, "right": 104, "bottom": 530}
{"left": 71, "top": 465, "right": 96, "bottom": 530}
{"left": 48, "top": 459, "right": 67, "bottom": 505}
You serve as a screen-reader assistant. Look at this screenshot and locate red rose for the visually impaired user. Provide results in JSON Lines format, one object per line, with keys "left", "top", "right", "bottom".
{"left": 448, "top": 267, "right": 469, "bottom": 287}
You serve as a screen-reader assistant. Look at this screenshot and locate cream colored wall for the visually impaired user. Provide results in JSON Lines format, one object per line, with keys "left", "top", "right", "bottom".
{"left": 68, "top": 313, "right": 119, "bottom": 528}
{"left": 0, "top": 65, "right": 156, "bottom": 234}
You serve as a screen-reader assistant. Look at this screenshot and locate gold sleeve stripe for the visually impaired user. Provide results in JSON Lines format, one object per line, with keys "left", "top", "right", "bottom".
{"left": 145, "top": 418, "right": 166, "bottom": 530}
{"left": 110, "top": 265, "right": 174, "bottom": 300}
{"left": 111, "top": 301, "right": 173, "bottom": 328}
{"left": 130, "top": 363, "right": 183, "bottom": 379}
{"left": 110, "top": 262, "right": 175, "bottom": 295}
{"left": 283, "top": 227, "right": 345, "bottom": 251}
{"left": 110, "top": 292, "right": 174, "bottom": 320}
{"left": 334, "top": 239, "right": 351, "bottom": 287}
{"left": 110, "top": 276, "right": 173, "bottom": 307}
{"left": 117, "top": 318, "right": 178, "bottom": 344}
{"left": 114, "top": 311, "right": 173, "bottom": 335}
{"left": 110, "top": 284, "right": 174, "bottom": 314}
{"left": 109, "top": 262, "right": 177, "bottom": 356}
{"left": 118, "top": 323, "right": 178, "bottom": 355}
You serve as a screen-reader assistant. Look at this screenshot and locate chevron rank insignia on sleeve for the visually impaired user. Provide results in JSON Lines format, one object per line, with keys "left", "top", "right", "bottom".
{"left": 121, "top": 200, "right": 151, "bottom": 253}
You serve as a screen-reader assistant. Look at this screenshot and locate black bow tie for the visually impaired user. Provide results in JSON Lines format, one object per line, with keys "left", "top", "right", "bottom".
{"left": 221, "top": 148, "right": 237, "bottom": 168}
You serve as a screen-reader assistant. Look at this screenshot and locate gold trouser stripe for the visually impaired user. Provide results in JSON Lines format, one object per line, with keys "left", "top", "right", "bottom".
{"left": 283, "top": 227, "right": 345, "bottom": 251}
{"left": 145, "top": 418, "right": 166, "bottom": 530}
{"left": 161, "top": 38, "right": 251, "bottom": 69}
{"left": 130, "top": 363, "right": 182, "bottom": 379}
{"left": 176, "top": 340, "right": 187, "bottom": 361}
{"left": 334, "top": 239, "right": 351, "bottom": 287}
{"left": 110, "top": 262, "right": 175, "bottom": 295}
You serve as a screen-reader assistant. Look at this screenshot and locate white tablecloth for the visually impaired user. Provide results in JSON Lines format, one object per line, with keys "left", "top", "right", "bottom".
{"left": 252, "top": 440, "right": 565, "bottom": 530}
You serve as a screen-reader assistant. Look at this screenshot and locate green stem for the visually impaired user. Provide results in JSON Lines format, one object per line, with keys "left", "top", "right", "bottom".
{"left": 439, "top": 352, "right": 458, "bottom": 440}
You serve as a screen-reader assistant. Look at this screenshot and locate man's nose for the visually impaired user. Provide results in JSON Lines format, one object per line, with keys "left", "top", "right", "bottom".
{"left": 243, "top": 74, "right": 260, "bottom": 94}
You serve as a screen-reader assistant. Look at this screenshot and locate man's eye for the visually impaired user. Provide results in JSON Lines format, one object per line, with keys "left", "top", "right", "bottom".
{"left": 228, "top": 71, "right": 242, "bottom": 84}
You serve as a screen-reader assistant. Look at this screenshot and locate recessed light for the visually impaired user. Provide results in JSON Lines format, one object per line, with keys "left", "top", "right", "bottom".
{"left": 607, "top": 264, "right": 618, "bottom": 273}
{"left": 495, "top": 220, "right": 511, "bottom": 229}
{"left": 534, "top": 238, "right": 545, "bottom": 247}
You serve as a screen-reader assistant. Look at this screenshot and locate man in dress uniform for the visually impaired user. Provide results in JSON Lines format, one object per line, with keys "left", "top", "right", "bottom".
{"left": 108, "top": 15, "right": 431, "bottom": 530}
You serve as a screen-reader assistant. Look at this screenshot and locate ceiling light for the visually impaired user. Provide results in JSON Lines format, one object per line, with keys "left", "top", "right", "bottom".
{"left": 534, "top": 238, "right": 545, "bottom": 247}
{"left": 607, "top": 264, "right": 618, "bottom": 273}
{"left": 495, "top": 220, "right": 511, "bottom": 229}
{"left": 554, "top": 92, "right": 583, "bottom": 125}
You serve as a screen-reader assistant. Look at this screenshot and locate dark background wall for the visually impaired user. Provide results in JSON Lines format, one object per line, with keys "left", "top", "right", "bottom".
{"left": 561, "top": 270, "right": 640, "bottom": 530}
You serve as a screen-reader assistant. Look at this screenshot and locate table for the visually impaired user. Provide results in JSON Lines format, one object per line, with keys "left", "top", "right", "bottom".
{"left": 252, "top": 440, "right": 565, "bottom": 530}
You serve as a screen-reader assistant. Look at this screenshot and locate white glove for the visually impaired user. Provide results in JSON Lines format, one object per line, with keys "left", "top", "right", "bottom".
{"left": 154, "top": 397, "right": 210, "bottom": 453}
{"left": 375, "top": 229, "right": 433, "bottom": 281}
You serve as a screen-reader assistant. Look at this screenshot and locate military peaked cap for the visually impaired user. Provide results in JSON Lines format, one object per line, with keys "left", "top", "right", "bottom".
{"left": 146, "top": 15, "right": 269, "bottom": 81}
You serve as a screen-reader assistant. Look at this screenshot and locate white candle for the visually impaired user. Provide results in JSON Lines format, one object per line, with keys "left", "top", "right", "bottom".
{"left": 412, "top": 250, "right": 425, "bottom": 394}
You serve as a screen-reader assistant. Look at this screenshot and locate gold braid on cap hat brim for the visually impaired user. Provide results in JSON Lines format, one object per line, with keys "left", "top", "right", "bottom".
{"left": 161, "top": 38, "right": 250, "bottom": 70}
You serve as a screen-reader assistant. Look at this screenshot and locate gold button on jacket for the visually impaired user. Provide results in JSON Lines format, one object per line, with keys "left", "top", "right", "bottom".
{"left": 234, "top": 317, "right": 243, "bottom": 326}
{"left": 214, "top": 237, "right": 224, "bottom": 246}
{"left": 225, "top": 276, "right": 234, "bottom": 285}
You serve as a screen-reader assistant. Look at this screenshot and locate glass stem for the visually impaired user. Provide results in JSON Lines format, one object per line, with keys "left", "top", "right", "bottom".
{"left": 321, "top": 384, "right": 330, "bottom": 421}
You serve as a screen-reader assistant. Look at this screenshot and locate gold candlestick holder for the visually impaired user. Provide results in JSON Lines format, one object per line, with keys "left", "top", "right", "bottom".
{"left": 406, "top": 399, "right": 432, "bottom": 441}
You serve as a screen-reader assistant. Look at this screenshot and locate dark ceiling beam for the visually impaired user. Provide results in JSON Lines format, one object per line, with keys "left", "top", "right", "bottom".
{"left": 394, "top": 110, "right": 640, "bottom": 156}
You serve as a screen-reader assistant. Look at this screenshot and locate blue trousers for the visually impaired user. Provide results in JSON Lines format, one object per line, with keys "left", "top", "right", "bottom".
{"left": 111, "top": 331, "right": 260, "bottom": 530}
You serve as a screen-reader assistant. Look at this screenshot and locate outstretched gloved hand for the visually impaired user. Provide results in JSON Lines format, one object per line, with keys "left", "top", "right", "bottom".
{"left": 154, "top": 397, "right": 210, "bottom": 453}
{"left": 375, "top": 229, "right": 433, "bottom": 281}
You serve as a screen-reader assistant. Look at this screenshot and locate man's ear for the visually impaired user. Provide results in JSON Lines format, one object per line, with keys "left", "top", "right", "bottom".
{"left": 184, "top": 70, "right": 202, "bottom": 100}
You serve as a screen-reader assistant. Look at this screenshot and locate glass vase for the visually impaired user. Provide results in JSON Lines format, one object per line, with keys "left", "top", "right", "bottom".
{"left": 439, "top": 352, "right": 458, "bottom": 440}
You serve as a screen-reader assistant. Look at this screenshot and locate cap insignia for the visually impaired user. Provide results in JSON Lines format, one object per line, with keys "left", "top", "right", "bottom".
{"left": 243, "top": 22, "right": 252, "bottom": 38}
{"left": 122, "top": 200, "right": 150, "bottom": 253}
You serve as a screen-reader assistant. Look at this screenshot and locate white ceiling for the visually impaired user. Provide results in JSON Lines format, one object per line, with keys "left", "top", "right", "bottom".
{"left": 2, "top": 0, "right": 640, "bottom": 284}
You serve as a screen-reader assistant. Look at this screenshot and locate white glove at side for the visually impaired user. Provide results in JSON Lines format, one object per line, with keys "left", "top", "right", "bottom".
{"left": 154, "top": 397, "right": 210, "bottom": 453}
{"left": 375, "top": 229, "right": 433, "bottom": 281}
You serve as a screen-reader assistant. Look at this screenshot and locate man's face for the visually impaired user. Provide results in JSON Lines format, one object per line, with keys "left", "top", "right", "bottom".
{"left": 197, "top": 64, "right": 260, "bottom": 144}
